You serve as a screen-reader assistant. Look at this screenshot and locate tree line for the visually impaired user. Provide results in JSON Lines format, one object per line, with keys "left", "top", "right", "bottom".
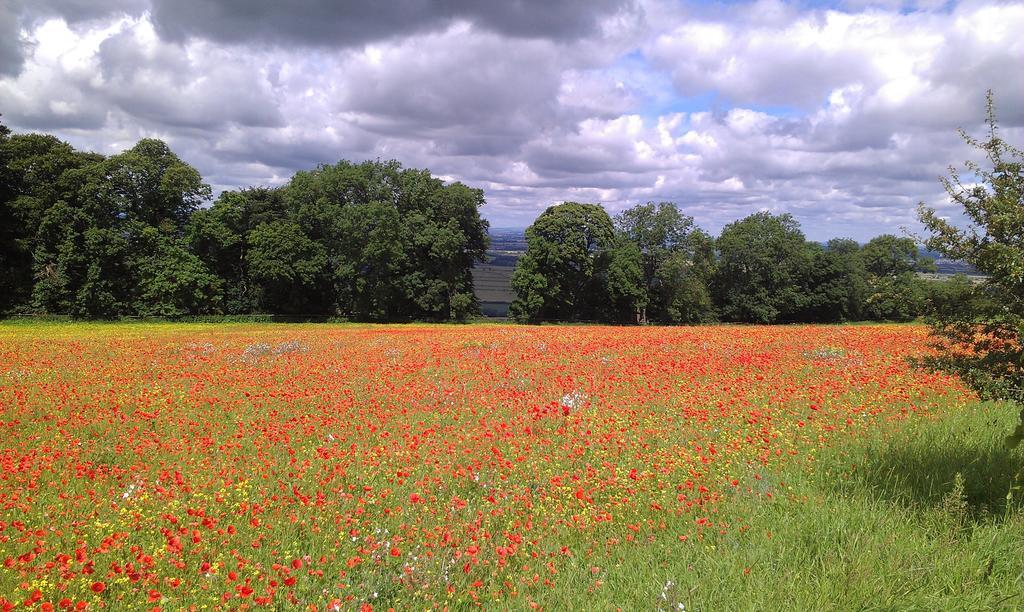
{"left": 509, "top": 201, "right": 953, "bottom": 324}
{"left": 0, "top": 117, "right": 962, "bottom": 324}
{"left": 0, "top": 119, "right": 488, "bottom": 320}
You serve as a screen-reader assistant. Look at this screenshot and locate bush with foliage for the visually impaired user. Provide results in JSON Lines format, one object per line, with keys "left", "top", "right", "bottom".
{"left": 916, "top": 92, "right": 1024, "bottom": 448}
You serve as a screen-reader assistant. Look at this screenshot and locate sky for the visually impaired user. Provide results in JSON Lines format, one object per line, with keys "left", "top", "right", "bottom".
{"left": 1, "top": 0, "right": 1022, "bottom": 241}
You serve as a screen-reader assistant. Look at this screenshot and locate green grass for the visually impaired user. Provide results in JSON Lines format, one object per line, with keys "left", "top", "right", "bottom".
{"left": 529, "top": 402, "right": 1024, "bottom": 610}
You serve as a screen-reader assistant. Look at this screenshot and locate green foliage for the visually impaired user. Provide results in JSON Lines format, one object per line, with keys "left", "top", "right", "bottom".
{"left": 603, "top": 236, "right": 645, "bottom": 323}
{"left": 284, "top": 160, "right": 489, "bottom": 321}
{"left": 614, "top": 202, "right": 717, "bottom": 323}
{"left": 186, "top": 160, "right": 489, "bottom": 321}
{"left": 510, "top": 202, "right": 619, "bottom": 322}
{"left": 0, "top": 119, "right": 16, "bottom": 314}
{"left": 26, "top": 139, "right": 217, "bottom": 318}
{"left": 916, "top": 92, "right": 1024, "bottom": 448}
{"left": 507, "top": 202, "right": 965, "bottom": 326}
{"left": 861, "top": 234, "right": 933, "bottom": 277}
{"left": 247, "top": 221, "right": 330, "bottom": 314}
{"left": 797, "top": 238, "right": 868, "bottom": 322}
{"left": 32, "top": 201, "right": 122, "bottom": 317}
{"left": 0, "top": 132, "right": 96, "bottom": 314}
{"left": 656, "top": 247, "right": 717, "bottom": 323}
{"left": 78, "top": 138, "right": 211, "bottom": 232}
{"left": 2, "top": 122, "right": 490, "bottom": 322}
{"left": 188, "top": 189, "right": 260, "bottom": 315}
{"left": 863, "top": 273, "right": 928, "bottom": 322}
{"left": 714, "top": 212, "right": 810, "bottom": 323}
{"left": 331, "top": 201, "right": 406, "bottom": 320}
{"left": 855, "top": 234, "right": 934, "bottom": 322}
{"left": 131, "top": 227, "right": 223, "bottom": 317}
{"left": 0, "top": 118, "right": 994, "bottom": 329}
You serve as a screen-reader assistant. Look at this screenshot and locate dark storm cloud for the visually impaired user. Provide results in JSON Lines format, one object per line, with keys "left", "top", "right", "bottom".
{"left": 0, "top": 4, "right": 24, "bottom": 76}
{"left": 19, "top": 0, "right": 147, "bottom": 23}
{"left": 95, "top": 27, "right": 284, "bottom": 130}
{"left": 149, "top": 0, "right": 637, "bottom": 47}
{"left": 0, "top": 0, "right": 635, "bottom": 77}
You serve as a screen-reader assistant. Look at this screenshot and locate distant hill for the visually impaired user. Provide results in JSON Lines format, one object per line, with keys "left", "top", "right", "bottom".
{"left": 472, "top": 229, "right": 525, "bottom": 317}
{"left": 919, "top": 248, "right": 979, "bottom": 275}
{"left": 487, "top": 227, "right": 527, "bottom": 252}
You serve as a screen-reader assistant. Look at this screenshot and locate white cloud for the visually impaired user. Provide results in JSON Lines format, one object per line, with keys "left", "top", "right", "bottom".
{"left": 0, "top": 0, "right": 1021, "bottom": 241}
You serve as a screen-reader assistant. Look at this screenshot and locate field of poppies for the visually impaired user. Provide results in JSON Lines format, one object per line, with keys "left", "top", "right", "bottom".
{"left": 0, "top": 322, "right": 1021, "bottom": 610}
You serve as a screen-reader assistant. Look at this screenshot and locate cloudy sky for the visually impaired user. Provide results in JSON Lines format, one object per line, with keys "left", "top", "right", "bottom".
{"left": 1, "top": 0, "right": 1022, "bottom": 241}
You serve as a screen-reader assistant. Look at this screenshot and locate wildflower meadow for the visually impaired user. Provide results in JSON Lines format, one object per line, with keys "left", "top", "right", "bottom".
{"left": 0, "top": 323, "right": 1021, "bottom": 610}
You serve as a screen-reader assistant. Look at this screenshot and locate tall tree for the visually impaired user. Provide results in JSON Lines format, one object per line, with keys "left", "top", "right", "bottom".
{"left": 0, "top": 132, "right": 97, "bottom": 313}
{"left": 190, "top": 160, "right": 488, "bottom": 320}
{"left": 91, "top": 138, "right": 210, "bottom": 233}
{"left": 860, "top": 234, "right": 934, "bottom": 277}
{"left": 860, "top": 234, "right": 935, "bottom": 321}
{"left": 131, "top": 226, "right": 223, "bottom": 317}
{"left": 0, "top": 117, "right": 16, "bottom": 313}
{"left": 798, "top": 239, "right": 868, "bottom": 323}
{"left": 32, "top": 139, "right": 214, "bottom": 317}
{"left": 916, "top": 92, "right": 1024, "bottom": 447}
{"left": 246, "top": 220, "right": 329, "bottom": 314}
{"left": 187, "top": 188, "right": 289, "bottom": 313}
{"left": 510, "top": 202, "right": 620, "bottom": 322}
{"left": 602, "top": 236, "right": 645, "bottom": 323}
{"left": 714, "top": 212, "right": 810, "bottom": 323}
{"left": 284, "top": 160, "right": 488, "bottom": 320}
{"left": 331, "top": 201, "right": 407, "bottom": 320}
{"left": 614, "top": 202, "right": 716, "bottom": 323}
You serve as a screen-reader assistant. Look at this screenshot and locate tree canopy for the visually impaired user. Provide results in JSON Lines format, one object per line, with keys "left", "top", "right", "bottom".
{"left": 614, "top": 202, "right": 716, "bottom": 324}
{"left": 510, "top": 202, "right": 620, "bottom": 323}
{"left": 714, "top": 212, "right": 810, "bottom": 324}
{"left": 0, "top": 123, "right": 489, "bottom": 321}
{"left": 510, "top": 203, "right": 953, "bottom": 326}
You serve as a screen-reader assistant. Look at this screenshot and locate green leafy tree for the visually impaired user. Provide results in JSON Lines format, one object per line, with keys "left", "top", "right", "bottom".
{"left": 394, "top": 176, "right": 488, "bottom": 321}
{"left": 332, "top": 201, "right": 407, "bottom": 320}
{"left": 0, "top": 117, "right": 16, "bottom": 313}
{"left": 614, "top": 202, "right": 716, "bottom": 323}
{"left": 0, "top": 132, "right": 97, "bottom": 313}
{"left": 82, "top": 138, "right": 210, "bottom": 233}
{"left": 862, "top": 274, "right": 929, "bottom": 322}
{"left": 32, "top": 200, "right": 108, "bottom": 316}
{"left": 131, "top": 226, "right": 223, "bottom": 317}
{"left": 187, "top": 188, "right": 289, "bottom": 313}
{"left": 798, "top": 240, "right": 863, "bottom": 323}
{"left": 510, "top": 202, "right": 620, "bottom": 322}
{"left": 603, "top": 236, "right": 645, "bottom": 323}
{"left": 824, "top": 238, "right": 868, "bottom": 321}
{"left": 916, "top": 92, "right": 1024, "bottom": 447}
{"left": 31, "top": 138, "right": 215, "bottom": 317}
{"left": 246, "top": 221, "right": 329, "bottom": 314}
{"left": 284, "top": 160, "right": 488, "bottom": 320}
{"left": 714, "top": 212, "right": 810, "bottom": 323}
{"left": 655, "top": 245, "right": 717, "bottom": 323}
{"left": 861, "top": 234, "right": 935, "bottom": 321}
{"left": 861, "top": 234, "right": 933, "bottom": 277}
{"left": 187, "top": 161, "right": 488, "bottom": 320}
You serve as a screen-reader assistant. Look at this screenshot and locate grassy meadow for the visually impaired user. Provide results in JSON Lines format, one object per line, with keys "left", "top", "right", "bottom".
{"left": 0, "top": 322, "right": 1021, "bottom": 610}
